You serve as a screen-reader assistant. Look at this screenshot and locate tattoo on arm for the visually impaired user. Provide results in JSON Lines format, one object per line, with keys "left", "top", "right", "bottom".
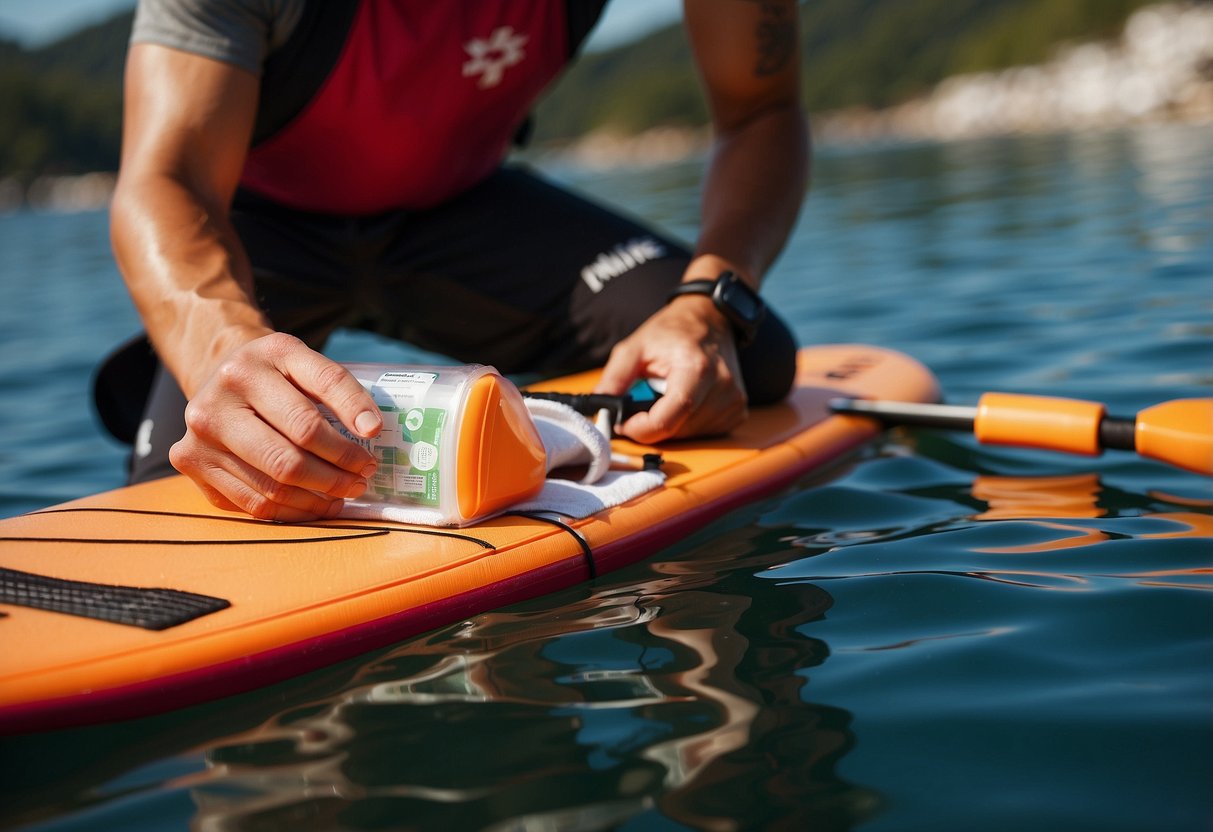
{"left": 755, "top": 2, "right": 795, "bottom": 77}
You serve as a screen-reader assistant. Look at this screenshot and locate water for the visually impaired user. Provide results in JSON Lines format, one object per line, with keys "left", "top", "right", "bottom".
{"left": 1, "top": 124, "right": 1211, "bottom": 831}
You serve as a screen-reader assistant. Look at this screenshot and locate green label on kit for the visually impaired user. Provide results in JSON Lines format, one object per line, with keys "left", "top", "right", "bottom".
{"left": 370, "top": 406, "right": 446, "bottom": 506}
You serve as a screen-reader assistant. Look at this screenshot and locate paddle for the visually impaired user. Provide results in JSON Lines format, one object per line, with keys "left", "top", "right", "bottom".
{"left": 829, "top": 393, "right": 1213, "bottom": 475}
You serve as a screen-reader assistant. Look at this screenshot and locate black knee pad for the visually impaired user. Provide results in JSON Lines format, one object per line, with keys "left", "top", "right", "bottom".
{"left": 739, "top": 311, "right": 798, "bottom": 406}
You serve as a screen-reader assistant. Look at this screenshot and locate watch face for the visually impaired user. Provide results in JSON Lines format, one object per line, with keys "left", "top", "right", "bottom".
{"left": 719, "top": 278, "right": 764, "bottom": 325}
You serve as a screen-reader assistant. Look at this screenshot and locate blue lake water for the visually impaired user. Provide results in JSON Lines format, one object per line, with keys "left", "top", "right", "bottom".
{"left": 1, "top": 124, "right": 1211, "bottom": 830}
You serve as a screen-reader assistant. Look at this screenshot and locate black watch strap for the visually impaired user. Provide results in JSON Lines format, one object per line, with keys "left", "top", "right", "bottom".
{"left": 669, "top": 272, "right": 765, "bottom": 347}
{"left": 669, "top": 280, "right": 717, "bottom": 299}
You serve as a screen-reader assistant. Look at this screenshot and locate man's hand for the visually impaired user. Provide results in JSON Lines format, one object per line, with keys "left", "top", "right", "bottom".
{"left": 594, "top": 295, "right": 747, "bottom": 444}
{"left": 594, "top": 1, "right": 805, "bottom": 446}
{"left": 169, "top": 333, "right": 383, "bottom": 522}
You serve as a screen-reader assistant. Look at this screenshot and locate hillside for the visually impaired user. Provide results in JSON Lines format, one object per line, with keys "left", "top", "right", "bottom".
{"left": 0, "top": 1, "right": 1198, "bottom": 182}
{"left": 0, "top": 11, "right": 131, "bottom": 178}
{"left": 531, "top": 0, "right": 1166, "bottom": 141}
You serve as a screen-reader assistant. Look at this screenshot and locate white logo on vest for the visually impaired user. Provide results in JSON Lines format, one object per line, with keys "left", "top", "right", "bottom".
{"left": 462, "top": 26, "right": 529, "bottom": 89}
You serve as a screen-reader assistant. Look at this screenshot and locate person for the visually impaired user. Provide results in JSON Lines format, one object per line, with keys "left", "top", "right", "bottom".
{"left": 99, "top": 0, "right": 810, "bottom": 523}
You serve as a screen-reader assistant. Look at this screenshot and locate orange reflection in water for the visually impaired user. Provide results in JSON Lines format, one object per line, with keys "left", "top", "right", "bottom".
{"left": 973, "top": 473, "right": 1105, "bottom": 521}
{"left": 968, "top": 474, "right": 1212, "bottom": 590}
{"left": 972, "top": 474, "right": 1109, "bottom": 554}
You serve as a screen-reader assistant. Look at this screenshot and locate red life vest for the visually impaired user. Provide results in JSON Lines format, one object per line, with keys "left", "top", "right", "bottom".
{"left": 240, "top": 0, "right": 605, "bottom": 215}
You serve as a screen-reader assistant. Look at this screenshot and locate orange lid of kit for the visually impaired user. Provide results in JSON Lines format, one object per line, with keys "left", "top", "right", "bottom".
{"left": 456, "top": 374, "right": 547, "bottom": 521}
{"left": 975, "top": 392, "right": 1105, "bottom": 456}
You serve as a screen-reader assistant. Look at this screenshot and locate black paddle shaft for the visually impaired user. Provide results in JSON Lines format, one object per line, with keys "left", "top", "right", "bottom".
{"left": 828, "top": 398, "right": 1137, "bottom": 451}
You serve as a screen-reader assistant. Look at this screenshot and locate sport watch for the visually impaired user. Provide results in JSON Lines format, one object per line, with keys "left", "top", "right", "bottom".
{"left": 669, "top": 271, "right": 766, "bottom": 347}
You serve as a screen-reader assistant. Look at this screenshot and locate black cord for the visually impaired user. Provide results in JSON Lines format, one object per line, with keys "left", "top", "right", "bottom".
{"left": 503, "top": 510, "right": 596, "bottom": 579}
{"left": 18, "top": 507, "right": 496, "bottom": 549}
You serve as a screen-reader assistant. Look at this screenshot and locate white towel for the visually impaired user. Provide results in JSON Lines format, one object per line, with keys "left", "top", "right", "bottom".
{"left": 510, "top": 468, "right": 666, "bottom": 518}
{"left": 525, "top": 397, "right": 613, "bottom": 483}
{"left": 338, "top": 397, "right": 664, "bottom": 526}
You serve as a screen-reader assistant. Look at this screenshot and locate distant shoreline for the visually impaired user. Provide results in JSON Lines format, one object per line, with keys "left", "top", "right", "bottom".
{"left": 5, "top": 3, "right": 1211, "bottom": 211}
{"left": 544, "top": 3, "right": 1213, "bottom": 168}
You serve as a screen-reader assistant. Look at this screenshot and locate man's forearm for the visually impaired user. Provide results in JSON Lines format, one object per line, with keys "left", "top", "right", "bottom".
{"left": 694, "top": 102, "right": 810, "bottom": 286}
{"left": 110, "top": 172, "right": 273, "bottom": 398}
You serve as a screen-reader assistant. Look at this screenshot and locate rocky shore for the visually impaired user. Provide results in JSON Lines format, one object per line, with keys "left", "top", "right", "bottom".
{"left": 556, "top": 2, "right": 1213, "bottom": 169}
{"left": 815, "top": 2, "right": 1213, "bottom": 144}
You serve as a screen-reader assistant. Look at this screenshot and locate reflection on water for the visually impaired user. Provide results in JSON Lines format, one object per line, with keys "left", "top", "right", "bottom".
{"left": 762, "top": 454, "right": 1211, "bottom": 832}
{"left": 973, "top": 473, "right": 1106, "bottom": 519}
{"left": 1, "top": 125, "right": 1210, "bottom": 831}
{"left": 182, "top": 529, "right": 875, "bottom": 831}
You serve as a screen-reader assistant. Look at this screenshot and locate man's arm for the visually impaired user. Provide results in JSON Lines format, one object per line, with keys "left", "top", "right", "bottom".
{"left": 685, "top": 0, "right": 809, "bottom": 282}
{"left": 595, "top": 0, "right": 809, "bottom": 443}
{"left": 111, "top": 43, "right": 382, "bottom": 521}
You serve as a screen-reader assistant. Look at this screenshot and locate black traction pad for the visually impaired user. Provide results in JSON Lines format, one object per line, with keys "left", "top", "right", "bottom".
{"left": 0, "top": 567, "right": 230, "bottom": 630}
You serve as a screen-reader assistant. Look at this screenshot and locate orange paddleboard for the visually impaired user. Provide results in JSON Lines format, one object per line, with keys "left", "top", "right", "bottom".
{"left": 0, "top": 345, "right": 938, "bottom": 733}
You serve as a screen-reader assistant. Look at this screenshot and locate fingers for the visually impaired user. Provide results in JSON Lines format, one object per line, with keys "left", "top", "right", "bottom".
{"left": 171, "top": 333, "right": 381, "bottom": 522}
{"left": 595, "top": 339, "right": 644, "bottom": 397}
{"left": 236, "top": 365, "right": 373, "bottom": 478}
{"left": 275, "top": 340, "right": 382, "bottom": 440}
{"left": 618, "top": 353, "right": 747, "bottom": 444}
{"left": 598, "top": 302, "right": 749, "bottom": 445}
{"left": 172, "top": 435, "right": 350, "bottom": 523}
